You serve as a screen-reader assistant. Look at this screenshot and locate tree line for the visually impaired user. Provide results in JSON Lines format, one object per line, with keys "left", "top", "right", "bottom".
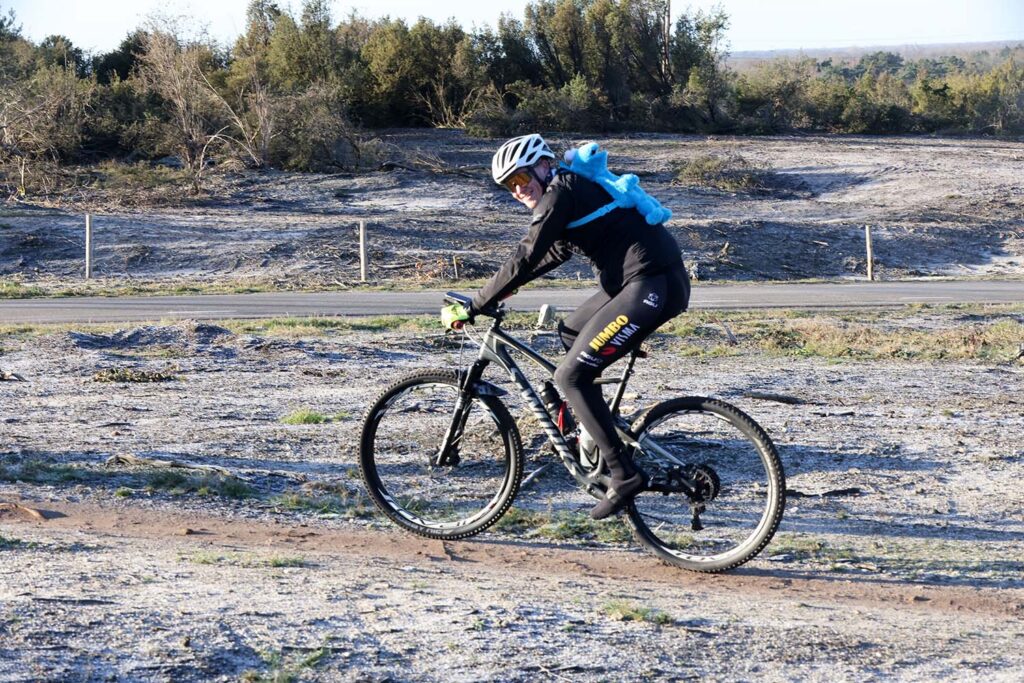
{"left": 1, "top": 0, "right": 1021, "bottom": 194}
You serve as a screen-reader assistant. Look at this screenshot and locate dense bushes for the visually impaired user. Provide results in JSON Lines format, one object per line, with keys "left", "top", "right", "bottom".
{"left": 0, "top": 0, "right": 1021, "bottom": 196}
{"left": 733, "top": 50, "right": 1024, "bottom": 135}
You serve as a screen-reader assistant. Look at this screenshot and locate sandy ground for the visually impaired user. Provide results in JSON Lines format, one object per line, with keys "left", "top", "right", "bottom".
{"left": 2, "top": 131, "right": 1023, "bottom": 287}
{"left": 2, "top": 312, "right": 1023, "bottom": 680}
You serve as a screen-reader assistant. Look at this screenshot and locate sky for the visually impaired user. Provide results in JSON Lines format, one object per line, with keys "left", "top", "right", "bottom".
{"left": 6, "top": 0, "right": 1024, "bottom": 55}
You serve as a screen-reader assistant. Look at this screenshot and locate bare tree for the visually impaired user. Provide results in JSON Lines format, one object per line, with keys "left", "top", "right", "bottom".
{"left": 135, "top": 22, "right": 226, "bottom": 193}
{"left": 418, "top": 75, "right": 488, "bottom": 129}
{"left": 211, "top": 32, "right": 278, "bottom": 167}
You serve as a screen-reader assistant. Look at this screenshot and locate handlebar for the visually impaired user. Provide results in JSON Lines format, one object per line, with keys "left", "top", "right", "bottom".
{"left": 444, "top": 291, "right": 504, "bottom": 321}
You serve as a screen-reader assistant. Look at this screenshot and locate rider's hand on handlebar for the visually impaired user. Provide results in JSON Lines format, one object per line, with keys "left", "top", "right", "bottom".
{"left": 440, "top": 303, "right": 473, "bottom": 330}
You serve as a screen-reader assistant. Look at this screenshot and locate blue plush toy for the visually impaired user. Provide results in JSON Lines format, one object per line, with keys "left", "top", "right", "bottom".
{"left": 560, "top": 142, "right": 672, "bottom": 228}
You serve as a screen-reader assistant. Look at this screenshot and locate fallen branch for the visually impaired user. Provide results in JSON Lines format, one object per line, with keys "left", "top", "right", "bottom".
{"left": 376, "top": 262, "right": 420, "bottom": 270}
{"left": 787, "top": 487, "right": 862, "bottom": 499}
{"left": 104, "top": 453, "right": 306, "bottom": 482}
{"left": 712, "top": 317, "right": 738, "bottom": 345}
{"left": 742, "top": 391, "right": 804, "bottom": 405}
{"left": 378, "top": 160, "right": 481, "bottom": 179}
{"left": 104, "top": 453, "right": 235, "bottom": 478}
{"left": 520, "top": 464, "right": 552, "bottom": 490}
{"left": 32, "top": 596, "right": 116, "bottom": 606}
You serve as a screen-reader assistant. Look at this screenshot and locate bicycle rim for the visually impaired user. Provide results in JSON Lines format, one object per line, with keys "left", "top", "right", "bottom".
{"left": 626, "top": 397, "right": 785, "bottom": 572}
{"left": 360, "top": 370, "right": 522, "bottom": 539}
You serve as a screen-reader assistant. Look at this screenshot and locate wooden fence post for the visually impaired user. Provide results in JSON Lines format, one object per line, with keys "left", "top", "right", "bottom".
{"left": 85, "top": 214, "right": 93, "bottom": 280}
{"left": 865, "top": 224, "right": 874, "bottom": 281}
{"left": 358, "top": 220, "right": 368, "bottom": 282}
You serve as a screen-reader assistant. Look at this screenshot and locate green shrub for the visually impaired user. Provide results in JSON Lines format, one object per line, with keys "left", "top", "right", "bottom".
{"left": 280, "top": 409, "right": 328, "bottom": 425}
{"left": 93, "top": 366, "right": 179, "bottom": 383}
{"left": 603, "top": 600, "right": 673, "bottom": 625}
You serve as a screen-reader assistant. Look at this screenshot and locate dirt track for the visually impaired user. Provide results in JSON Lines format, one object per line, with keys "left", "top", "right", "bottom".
{"left": 2, "top": 498, "right": 1023, "bottom": 682}
{"left": 7, "top": 499, "right": 1023, "bottom": 619}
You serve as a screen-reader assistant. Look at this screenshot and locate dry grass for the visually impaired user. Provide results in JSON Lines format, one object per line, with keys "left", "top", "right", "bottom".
{"left": 0, "top": 282, "right": 48, "bottom": 299}
{"left": 0, "top": 458, "right": 253, "bottom": 499}
{"left": 140, "top": 470, "right": 254, "bottom": 499}
{"left": 0, "top": 303, "right": 1019, "bottom": 363}
{"left": 673, "top": 154, "right": 774, "bottom": 192}
{"left": 90, "top": 161, "right": 187, "bottom": 191}
{"left": 0, "top": 535, "right": 26, "bottom": 550}
{"left": 184, "top": 551, "right": 310, "bottom": 568}
{"left": 748, "top": 318, "right": 1024, "bottom": 362}
{"left": 657, "top": 305, "right": 1024, "bottom": 363}
{"left": 269, "top": 485, "right": 374, "bottom": 519}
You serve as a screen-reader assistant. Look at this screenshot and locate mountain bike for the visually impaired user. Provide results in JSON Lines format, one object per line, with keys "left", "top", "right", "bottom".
{"left": 359, "top": 293, "right": 785, "bottom": 572}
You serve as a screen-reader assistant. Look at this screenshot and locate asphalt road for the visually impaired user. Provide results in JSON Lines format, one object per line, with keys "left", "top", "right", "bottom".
{"left": 0, "top": 280, "right": 1021, "bottom": 324}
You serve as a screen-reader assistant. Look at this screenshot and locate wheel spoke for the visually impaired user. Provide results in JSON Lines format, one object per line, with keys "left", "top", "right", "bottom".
{"left": 360, "top": 371, "right": 523, "bottom": 539}
{"left": 627, "top": 398, "right": 785, "bottom": 572}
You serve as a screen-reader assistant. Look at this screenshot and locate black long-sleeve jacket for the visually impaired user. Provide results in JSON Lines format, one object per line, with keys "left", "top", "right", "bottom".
{"left": 471, "top": 171, "right": 683, "bottom": 313}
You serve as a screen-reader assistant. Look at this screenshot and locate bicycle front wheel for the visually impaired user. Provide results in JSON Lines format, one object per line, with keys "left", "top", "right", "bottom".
{"left": 625, "top": 397, "right": 785, "bottom": 572}
{"left": 359, "top": 369, "right": 523, "bottom": 539}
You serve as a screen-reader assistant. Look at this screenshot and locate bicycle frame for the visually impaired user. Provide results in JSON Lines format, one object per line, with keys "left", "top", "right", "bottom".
{"left": 439, "top": 315, "right": 648, "bottom": 498}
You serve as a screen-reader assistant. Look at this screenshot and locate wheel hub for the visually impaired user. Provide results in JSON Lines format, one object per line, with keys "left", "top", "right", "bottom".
{"left": 646, "top": 463, "right": 720, "bottom": 502}
{"left": 687, "top": 464, "right": 721, "bottom": 502}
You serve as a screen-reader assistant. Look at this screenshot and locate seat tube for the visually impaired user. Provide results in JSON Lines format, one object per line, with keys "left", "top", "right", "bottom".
{"left": 608, "top": 350, "right": 639, "bottom": 415}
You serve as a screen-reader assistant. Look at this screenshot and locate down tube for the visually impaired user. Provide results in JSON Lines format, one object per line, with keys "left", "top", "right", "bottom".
{"left": 484, "top": 331, "right": 596, "bottom": 489}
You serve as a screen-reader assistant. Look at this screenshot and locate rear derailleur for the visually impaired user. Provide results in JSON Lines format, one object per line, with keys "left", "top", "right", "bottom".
{"left": 646, "top": 463, "right": 721, "bottom": 531}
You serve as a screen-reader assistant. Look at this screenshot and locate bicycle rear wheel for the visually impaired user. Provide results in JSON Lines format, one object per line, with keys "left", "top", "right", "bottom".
{"left": 625, "top": 397, "right": 785, "bottom": 572}
{"left": 359, "top": 369, "right": 523, "bottom": 539}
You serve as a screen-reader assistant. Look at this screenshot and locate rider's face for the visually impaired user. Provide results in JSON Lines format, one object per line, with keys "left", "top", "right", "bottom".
{"left": 511, "top": 160, "right": 550, "bottom": 210}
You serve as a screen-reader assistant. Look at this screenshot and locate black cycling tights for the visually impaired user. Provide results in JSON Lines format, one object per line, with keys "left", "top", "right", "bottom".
{"left": 553, "top": 266, "right": 690, "bottom": 459}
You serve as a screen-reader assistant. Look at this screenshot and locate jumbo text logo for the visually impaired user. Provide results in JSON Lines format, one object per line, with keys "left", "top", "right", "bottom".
{"left": 588, "top": 315, "right": 640, "bottom": 356}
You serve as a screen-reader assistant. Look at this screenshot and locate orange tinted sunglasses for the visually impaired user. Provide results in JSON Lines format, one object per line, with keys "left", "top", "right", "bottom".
{"left": 501, "top": 170, "right": 534, "bottom": 192}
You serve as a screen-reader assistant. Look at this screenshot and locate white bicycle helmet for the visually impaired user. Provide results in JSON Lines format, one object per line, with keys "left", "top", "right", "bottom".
{"left": 491, "top": 134, "right": 555, "bottom": 185}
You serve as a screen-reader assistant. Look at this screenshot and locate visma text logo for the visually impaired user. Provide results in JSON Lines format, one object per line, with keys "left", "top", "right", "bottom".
{"left": 599, "top": 323, "right": 640, "bottom": 355}
{"left": 588, "top": 315, "right": 630, "bottom": 351}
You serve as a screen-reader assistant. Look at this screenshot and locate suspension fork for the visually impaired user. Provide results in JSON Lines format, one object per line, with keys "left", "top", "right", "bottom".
{"left": 433, "top": 358, "right": 490, "bottom": 467}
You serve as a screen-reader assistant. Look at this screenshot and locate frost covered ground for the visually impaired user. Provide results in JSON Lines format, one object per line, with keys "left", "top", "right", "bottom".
{"left": 1, "top": 307, "right": 1022, "bottom": 681}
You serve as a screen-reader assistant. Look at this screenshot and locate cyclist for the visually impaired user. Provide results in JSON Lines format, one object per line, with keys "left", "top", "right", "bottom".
{"left": 442, "top": 133, "right": 690, "bottom": 520}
